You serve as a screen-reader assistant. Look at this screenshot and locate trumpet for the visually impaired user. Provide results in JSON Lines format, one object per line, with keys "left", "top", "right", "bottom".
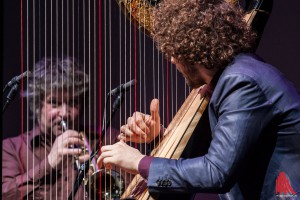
{"left": 60, "top": 120, "right": 81, "bottom": 170}
{"left": 87, "top": 168, "right": 125, "bottom": 200}
{"left": 60, "top": 120, "right": 125, "bottom": 200}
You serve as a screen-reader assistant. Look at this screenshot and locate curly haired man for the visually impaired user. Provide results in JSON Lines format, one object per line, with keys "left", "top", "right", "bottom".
{"left": 98, "top": 0, "right": 300, "bottom": 199}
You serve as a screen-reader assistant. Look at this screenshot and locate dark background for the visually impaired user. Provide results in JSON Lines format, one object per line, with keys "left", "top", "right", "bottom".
{"left": 1, "top": 1, "right": 300, "bottom": 200}
{"left": 2, "top": 1, "right": 300, "bottom": 142}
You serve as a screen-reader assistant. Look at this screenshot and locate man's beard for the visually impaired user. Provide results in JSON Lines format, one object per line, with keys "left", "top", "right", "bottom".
{"left": 185, "top": 77, "right": 205, "bottom": 89}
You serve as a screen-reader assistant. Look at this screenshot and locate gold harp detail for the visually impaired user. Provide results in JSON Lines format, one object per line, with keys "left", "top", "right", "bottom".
{"left": 117, "top": 0, "right": 238, "bottom": 36}
{"left": 117, "top": 0, "right": 156, "bottom": 36}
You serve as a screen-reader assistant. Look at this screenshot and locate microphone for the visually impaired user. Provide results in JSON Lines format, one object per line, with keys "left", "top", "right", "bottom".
{"left": 112, "top": 93, "right": 124, "bottom": 113}
{"left": 6, "top": 71, "right": 32, "bottom": 88}
{"left": 2, "top": 71, "right": 32, "bottom": 112}
{"left": 107, "top": 79, "right": 136, "bottom": 96}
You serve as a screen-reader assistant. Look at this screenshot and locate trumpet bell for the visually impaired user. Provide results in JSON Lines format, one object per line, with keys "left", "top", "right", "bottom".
{"left": 87, "top": 169, "right": 125, "bottom": 200}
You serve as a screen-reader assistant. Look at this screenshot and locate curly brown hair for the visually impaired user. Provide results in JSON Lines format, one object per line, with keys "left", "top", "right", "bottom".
{"left": 152, "top": 0, "right": 257, "bottom": 70}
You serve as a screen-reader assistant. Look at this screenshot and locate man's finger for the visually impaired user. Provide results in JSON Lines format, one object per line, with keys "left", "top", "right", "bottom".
{"left": 132, "top": 112, "right": 150, "bottom": 134}
{"left": 101, "top": 144, "right": 115, "bottom": 152}
{"left": 150, "top": 99, "right": 160, "bottom": 122}
{"left": 78, "top": 154, "right": 90, "bottom": 163}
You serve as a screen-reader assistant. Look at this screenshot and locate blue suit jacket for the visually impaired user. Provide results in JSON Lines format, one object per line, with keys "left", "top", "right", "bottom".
{"left": 147, "top": 54, "right": 300, "bottom": 199}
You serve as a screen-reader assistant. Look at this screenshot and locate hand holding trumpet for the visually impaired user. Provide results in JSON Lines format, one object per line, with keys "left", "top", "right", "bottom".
{"left": 47, "top": 121, "right": 90, "bottom": 170}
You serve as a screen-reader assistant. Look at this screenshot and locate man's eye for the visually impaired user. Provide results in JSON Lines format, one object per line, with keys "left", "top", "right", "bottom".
{"left": 47, "top": 99, "right": 57, "bottom": 104}
{"left": 69, "top": 99, "right": 79, "bottom": 106}
{"left": 47, "top": 99, "right": 64, "bottom": 107}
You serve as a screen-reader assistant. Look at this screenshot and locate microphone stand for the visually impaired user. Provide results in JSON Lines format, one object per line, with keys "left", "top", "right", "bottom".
{"left": 3, "top": 82, "right": 21, "bottom": 113}
{"left": 68, "top": 92, "right": 124, "bottom": 200}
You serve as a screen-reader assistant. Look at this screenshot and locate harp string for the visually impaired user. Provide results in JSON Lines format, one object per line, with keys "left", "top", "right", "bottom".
{"left": 98, "top": 0, "right": 103, "bottom": 199}
{"left": 92, "top": 0, "right": 97, "bottom": 198}
{"left": 104, "top": 0, "right": 107, "bottom": 197}
{"left": 22, "top": 0, "right": 27, "bottom": 198}
{"left": 61, "top": 0, "right": 65, "bottom": 197}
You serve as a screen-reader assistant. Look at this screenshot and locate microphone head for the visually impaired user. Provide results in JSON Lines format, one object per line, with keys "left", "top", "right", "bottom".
{"left": 108, "top": 79, "right": 137, "bottom": 96}
{"left": 6, "top": 70, "right": 32, "bottom": 88}
{"left": 15, "top": 71, "right": 32, "bottom": 82}
{"left": 25, "top": 71, "right": 32, "bottom": 78}
{"left": 125, "top": 79, "right": 136, "bottom": 87}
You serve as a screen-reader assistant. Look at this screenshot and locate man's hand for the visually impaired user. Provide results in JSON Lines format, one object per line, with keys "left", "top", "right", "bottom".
{"left": 48, "top": 130, "right": 89, "bottom": 170}
{"left": 119, "top": 99, "right": 161, "bottom": 143}
{"left": 97, "top": 141, "right": 145, "bottom": 174}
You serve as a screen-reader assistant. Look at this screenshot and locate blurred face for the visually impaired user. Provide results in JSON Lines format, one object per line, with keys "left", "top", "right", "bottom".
{"left": 38, "top": 90, "right": 81, "bottom": 137}
{"left": 171, "top": 57, "right": 206, "bottom": 88}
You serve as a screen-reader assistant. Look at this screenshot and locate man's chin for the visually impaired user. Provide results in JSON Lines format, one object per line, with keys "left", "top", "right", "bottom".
{"left": 185, "top": 79, "right": 193, "bottom": 88}
{"left": 52, "top": 127, "right": 64, "bottom": 136}
{"left": 55, "top": 131, "right": 63, "bottom": 136}
{"left": 186, "top": 81, "right": 205, "bottom": 89}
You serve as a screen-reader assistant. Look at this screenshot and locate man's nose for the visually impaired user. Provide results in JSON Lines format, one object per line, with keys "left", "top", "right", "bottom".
{"left": 171, "top": 56, "right": 176, "bottom": 64}
{"left": 58, "top": 104, "right": 69, "bottom": 117}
